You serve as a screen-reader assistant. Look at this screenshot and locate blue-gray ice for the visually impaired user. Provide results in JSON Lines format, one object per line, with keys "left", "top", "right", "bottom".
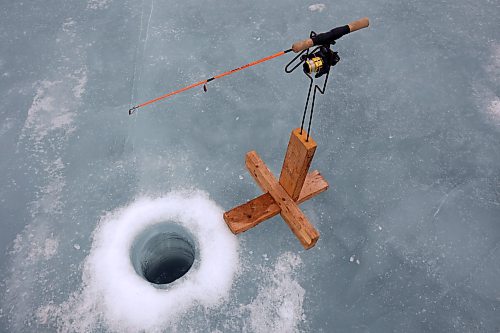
{"left": 0, "top": 0, "right": 499, "bottom": 332}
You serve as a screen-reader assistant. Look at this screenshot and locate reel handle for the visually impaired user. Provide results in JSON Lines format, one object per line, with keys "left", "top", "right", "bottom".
{"left": 291, "top": 17, "right": 370, "bottom": 53}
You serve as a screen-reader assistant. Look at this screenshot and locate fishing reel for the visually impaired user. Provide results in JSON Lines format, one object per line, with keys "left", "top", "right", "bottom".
{"left": 285, "top": 30, "right": 341, "bottom": 78}
{"left": 301, "top": 45, "right": 340, "bottom": 78}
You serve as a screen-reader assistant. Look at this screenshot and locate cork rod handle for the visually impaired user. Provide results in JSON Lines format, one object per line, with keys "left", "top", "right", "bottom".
{"left": 291, "top": 39, "right": 314, "bottom": 53}
{"left": 291, "top": 17, "right": 370, "bottom": 53}
{"left": 347, "top": 17, "right": 370, "bottom": 32}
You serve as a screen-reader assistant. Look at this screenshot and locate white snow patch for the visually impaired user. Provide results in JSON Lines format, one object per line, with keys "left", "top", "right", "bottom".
{"left": 246, "top": 252, "right": 306, "bottom": 333}
{"left": 20, "top": 20, "right": 87, "bottom": 143}
{"left": 485, "top": 43, "right": 500, "bottom": 123}
{"left": 69, "top": 68, "right": 88, "bottom": 99}
{"left": 487, "top": 97, "right": 500, "bottom": 121}
{"left": 21, "top": 237, "right": 60, "bottom": 261}
{"left": 0, "top": 117, "right": 15, "bottom": 136}
{"left": 87, "top": 0, "right": 112, "bottom": 10}
{"left": 21, "top": 67, "right": 86, "bottom": 143}
{"left": 485, "top": 42, "right": 500, "bottom": 79}
{"left": 27, "top": 158, "right": 66, "bottom": 215}
{"left": 47, "top": 191, "right": 239, "bottom": 332}
{"left": 308, "top": 4, "right": 326, "bottom": 12}
{"left": 35, "top": 304, "right": 54, "bottom": 325}
{"left": 474, "top": 42, "right": 500, "bottom": 128}
{"left": 11, "top": 229, "right": 59, "bottom": 263}
{"left": 37, "top": 157, "right": 66, "bottom": 214}
{"left": 62, "top": 18, "right": 76, "bottom": 38}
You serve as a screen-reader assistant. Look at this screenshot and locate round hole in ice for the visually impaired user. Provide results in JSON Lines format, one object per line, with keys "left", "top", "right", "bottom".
{"left": 130, "top": 223, "right": 196, "bottom": 286}
{"left": 59, "top": 192, "right": 239, "bottom": 331}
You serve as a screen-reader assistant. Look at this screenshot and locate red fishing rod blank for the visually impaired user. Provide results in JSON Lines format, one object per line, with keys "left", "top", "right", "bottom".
{"left": 129, "top": 49, "right": 292, "bottom": 115}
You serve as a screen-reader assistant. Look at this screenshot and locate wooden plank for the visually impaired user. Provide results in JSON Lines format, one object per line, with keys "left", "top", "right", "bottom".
{"left": 279, "top": 128, "right": 317, "bottom": 200}
{"left": 224, "top": 170, "right": 328, "bottom": 234}
{"left": 245, "top": 151, "right": 320, "bottom": 249}
{"left": 224, "top": 193, "right": 276, "bottom": 234}
{"left": 298, "top": 170, "right": 329, "bottom": 202}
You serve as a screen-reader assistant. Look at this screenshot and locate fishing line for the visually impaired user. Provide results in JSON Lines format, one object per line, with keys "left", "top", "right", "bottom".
{"left": 126, "top": 0, "right": 154, "bottom": 162}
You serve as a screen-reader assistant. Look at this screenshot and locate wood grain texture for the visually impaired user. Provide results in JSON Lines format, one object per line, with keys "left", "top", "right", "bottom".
{"left": 224, "top": 170, "right": 328, "bottom": 234}
{"left": 279, "top": 128, "right": 317, "bottom": 201}
{"left": 245, "top": 150, "right": 319, "bottom": 249}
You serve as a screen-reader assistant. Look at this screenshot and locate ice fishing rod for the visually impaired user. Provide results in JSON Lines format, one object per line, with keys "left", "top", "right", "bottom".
{"left": 128, "top": 17, "right": 369, "bottom": 115}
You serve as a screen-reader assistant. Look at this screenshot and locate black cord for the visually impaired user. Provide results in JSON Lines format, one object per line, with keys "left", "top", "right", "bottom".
{"left": 300, "top": 78, "right": 314, "bottom": 135}
{"left": 284, "top": 42, "right": 332, "bottom": 141}
{"left": 302, "top": 71, "right": 329, "bottom": 141}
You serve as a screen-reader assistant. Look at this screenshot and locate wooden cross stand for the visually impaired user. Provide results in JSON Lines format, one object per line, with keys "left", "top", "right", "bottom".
{"left": 224, "top": 128, "right": 329, "bottom": 249}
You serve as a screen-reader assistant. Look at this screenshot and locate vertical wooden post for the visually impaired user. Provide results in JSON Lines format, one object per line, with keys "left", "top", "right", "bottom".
{"left": 246, "top": 151, "right": 320, "bottom": 249}
{"left": 279, "top": 128, "right": 317, "bottom": 200}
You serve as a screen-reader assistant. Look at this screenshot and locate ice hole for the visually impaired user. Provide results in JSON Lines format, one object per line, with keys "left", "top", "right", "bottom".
{"left": 130, "top": 223, "right": 196, "bottom": 286}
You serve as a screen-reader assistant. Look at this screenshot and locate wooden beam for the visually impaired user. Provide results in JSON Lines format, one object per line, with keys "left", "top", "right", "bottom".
{"left": 245, "top": 151, "right": 319, "bottom": 249}
{"left": 224, "top": 170, "right": 328, "bottom": 234}
{"left": 224, "top": 192, "right": 276, "bottom": 234}
{"left": 298, "top": 170, "right": 329, "bottom": 202}
{"left": 279, "top": 128, "right": 317, "bottom": 200}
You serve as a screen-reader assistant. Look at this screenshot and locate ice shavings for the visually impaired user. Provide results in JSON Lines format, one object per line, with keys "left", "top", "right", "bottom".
{"left": 47, "top": 191, "right": 239, "bottom": 332}
{"left": 245, "top": 252, "right": 306, "bottom": 333}
{"left": 12, "top": 232, "right": 59, "bottom": 262}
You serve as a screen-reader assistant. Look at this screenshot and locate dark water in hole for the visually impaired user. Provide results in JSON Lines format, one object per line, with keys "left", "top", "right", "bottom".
{"left": 140, "top": 233, "right": 195, "bottom": 285}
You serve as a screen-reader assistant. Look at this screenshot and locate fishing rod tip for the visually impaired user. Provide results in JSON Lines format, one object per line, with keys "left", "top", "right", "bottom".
{"left": 128, "top": 106, "right": 138, "bottom": 115}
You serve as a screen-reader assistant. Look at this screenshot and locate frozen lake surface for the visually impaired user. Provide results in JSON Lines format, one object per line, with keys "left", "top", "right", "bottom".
{"left": 0, "top": 0, "right": 499, "bottom": 332}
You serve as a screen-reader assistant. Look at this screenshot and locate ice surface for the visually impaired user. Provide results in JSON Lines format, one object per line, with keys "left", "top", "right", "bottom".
{"left": 0, "top": 0, "right": 499, "bottom": 332}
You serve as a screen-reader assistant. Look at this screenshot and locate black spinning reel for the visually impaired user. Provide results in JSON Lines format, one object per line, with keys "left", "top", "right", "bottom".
{"left": 302, "top": 44, "right": 340, "bottom": 78}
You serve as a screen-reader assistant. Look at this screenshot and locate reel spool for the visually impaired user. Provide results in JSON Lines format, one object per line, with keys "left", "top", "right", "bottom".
{"left": 301, "top": 46, "right": 340, "bottom": 78}
{"left": 303, "top": 57, "right": 323, "bottom": 75}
